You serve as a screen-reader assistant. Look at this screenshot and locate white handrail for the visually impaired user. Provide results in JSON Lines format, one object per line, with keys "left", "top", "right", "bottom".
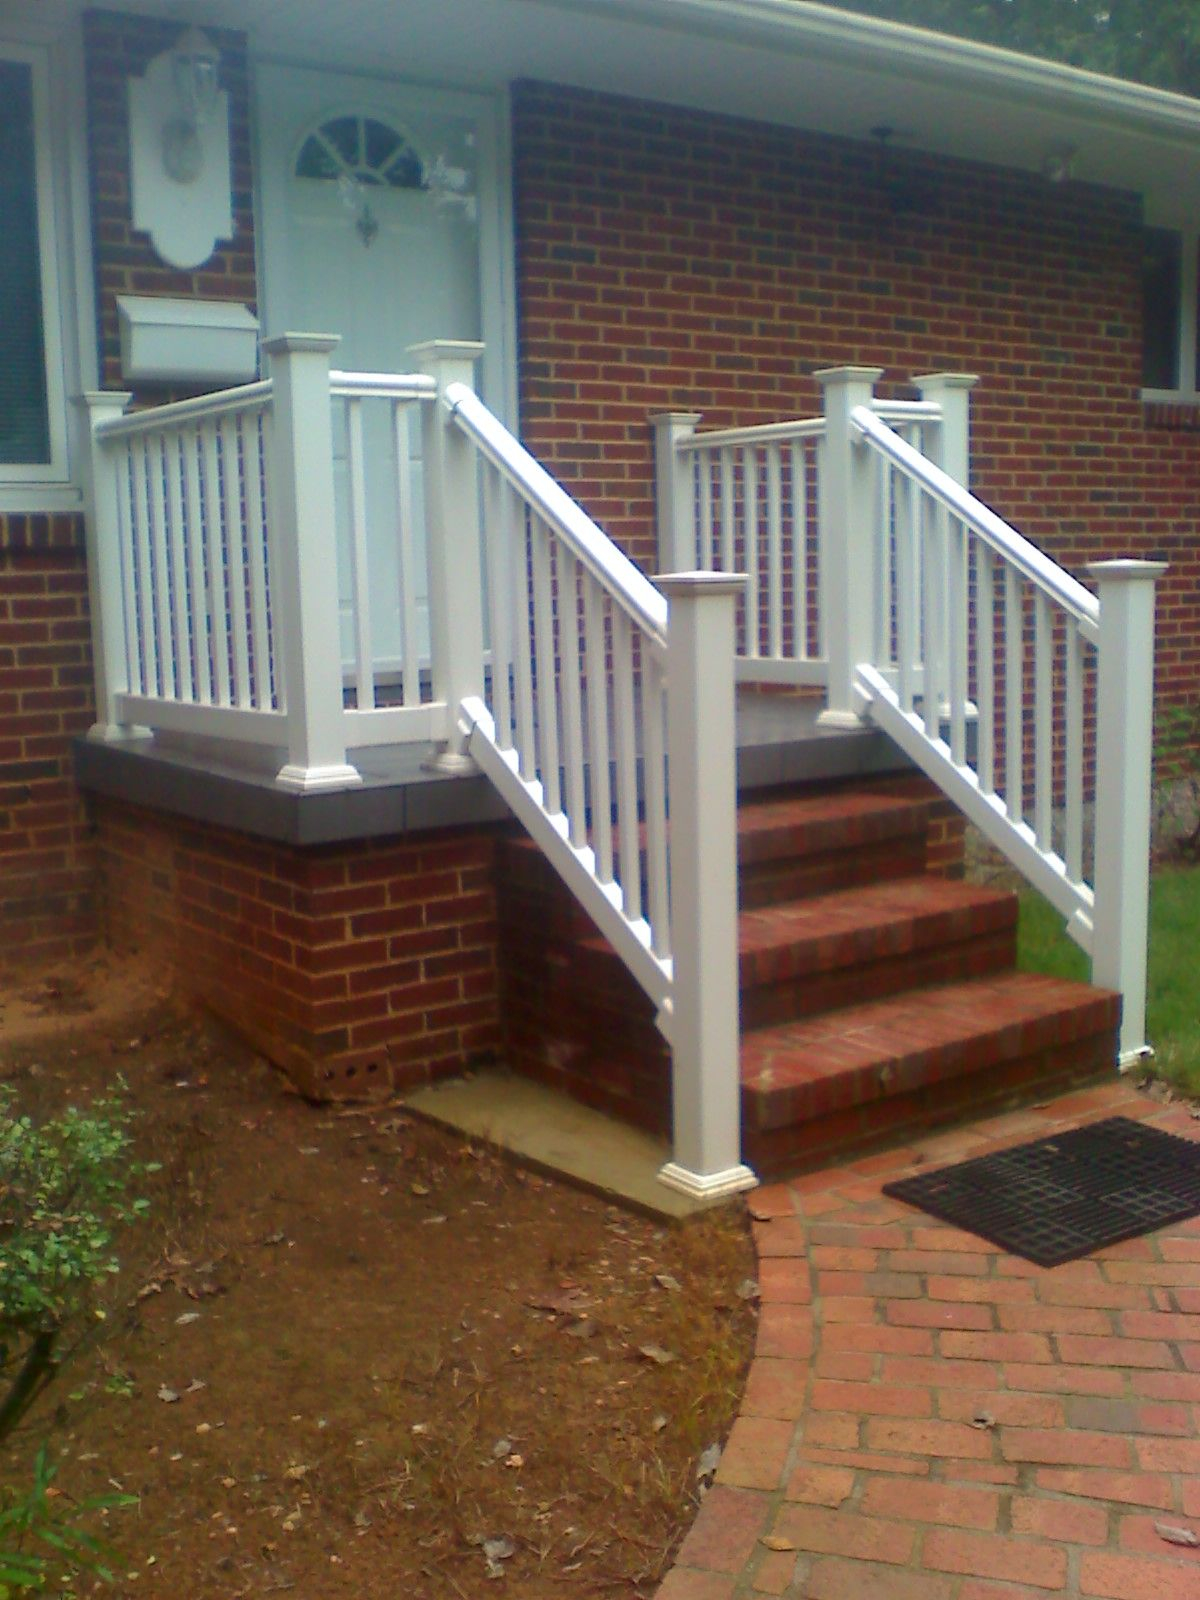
{"left": 676, "top": 416, "right": 826, "bottom": 451}
{"left": 93, "top": 379, "right": 274, "bottom": 440}
{"left": 445, "top": 382, "right": 668, "bottom": 642}
{"left": 851, "top": 403, "right": 1100, "bottom": 634}
{"left": 330, "top": 370, "right": 437, "bottom": 400}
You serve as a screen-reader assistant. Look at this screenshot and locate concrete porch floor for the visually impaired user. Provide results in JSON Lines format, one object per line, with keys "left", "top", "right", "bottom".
{"left": 654, "top": 1076, "right": 1200, "bottom": 1600}
{"left": 74, "top": 692, "right": 907, "bottom": 846}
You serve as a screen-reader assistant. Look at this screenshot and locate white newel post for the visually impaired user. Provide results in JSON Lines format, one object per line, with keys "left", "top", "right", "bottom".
{"left": 1089, "top": 559, "right": 1166, "bottom": 1068}
{"left": 815, "top": 366, "right": 883, "bottom": 727}
{"left": 264, "top": 333, "right": 362, "bottom": 792}
{"left": 911, "top": 372, "right": 979, "bottom": 483}
{"left": 77, "top": 391, "right": 142, "bottom": 741}
{"left": 657, "top": 572, "right": 757, "bottom": 1201}
{"left": 411, "top": 340, "right": 487, "bottom": 771}
{"left": 651, "top": 412, "right": 703, "bottom": 573}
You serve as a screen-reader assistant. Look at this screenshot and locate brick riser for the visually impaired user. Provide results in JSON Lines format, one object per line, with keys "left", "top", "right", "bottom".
{"left": 493, "top": 776, "right": 1120, "bottom": 1178}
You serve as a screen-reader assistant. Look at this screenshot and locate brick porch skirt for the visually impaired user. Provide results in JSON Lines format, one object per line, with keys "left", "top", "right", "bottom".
{"left": 92, "top": 796, "right": 504, "bottom": 1097}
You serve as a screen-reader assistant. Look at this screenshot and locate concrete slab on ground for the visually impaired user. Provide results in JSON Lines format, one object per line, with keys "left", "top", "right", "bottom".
{"left": 402, "top": 1070, "right": 722, "bottom": 1220}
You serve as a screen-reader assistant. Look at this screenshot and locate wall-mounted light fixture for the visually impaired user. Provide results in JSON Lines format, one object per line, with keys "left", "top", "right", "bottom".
{"left": 160, "top": 27, "right": 221, "bottom": 184}
{"left": 129, "top": 27, "right": 233, "bottom": 269}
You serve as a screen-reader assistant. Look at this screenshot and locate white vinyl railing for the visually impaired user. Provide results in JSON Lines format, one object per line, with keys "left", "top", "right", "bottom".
{"left": 654, "top": 412, "right": 826, "bottom": 683}
{"left": 81, "top": 337, "right": 445, "bottom": 789}
{"left": 437, "top": 377, "right": 754, "bottom": 1201}
{"left": 842, "top": 399, "right": 1161, "bottom": 1065}
{"left": 85, "top": 380, "right": 283, "bottom": 744}
{"left": 654, "top": 367, "right": 1160, "bottom": 1064}
{"left": 329, "top": 369, "right": 438, "bottom": 722}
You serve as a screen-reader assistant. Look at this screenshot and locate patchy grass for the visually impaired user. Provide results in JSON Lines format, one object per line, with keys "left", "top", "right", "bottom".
{"left": 1018, "top": 866, "right": 1200, "bottom": 1093}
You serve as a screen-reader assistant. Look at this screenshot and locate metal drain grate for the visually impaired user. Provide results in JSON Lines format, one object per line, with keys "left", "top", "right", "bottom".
{"left": 883, "top": 1116, "right": 1200, "bottom": 1267}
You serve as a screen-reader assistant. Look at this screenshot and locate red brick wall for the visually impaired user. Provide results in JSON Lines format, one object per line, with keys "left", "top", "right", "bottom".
{"left": 83, "top": 9, "right": 257, "bottom": 396}
{"left": 94, "top": 798, "right": 503, "bottom": 1097}
{"left": 511, "top": 80, "right": 1200, "bottom": 708}
{"left": 0, "top": 516, "right": 97, "bottom": 971}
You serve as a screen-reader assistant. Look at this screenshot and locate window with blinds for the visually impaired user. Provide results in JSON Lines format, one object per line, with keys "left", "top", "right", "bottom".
{"left": 0, "top": 56, "right": 51, "bottom": 467}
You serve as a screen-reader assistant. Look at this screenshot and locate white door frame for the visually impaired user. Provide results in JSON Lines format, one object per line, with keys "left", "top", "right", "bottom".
{"left": 251, "top": 59, "right": 517, "bottom": 424}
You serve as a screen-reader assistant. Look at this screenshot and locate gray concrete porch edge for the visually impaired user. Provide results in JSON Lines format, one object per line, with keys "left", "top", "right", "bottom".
{"left": 74, "top": 696, "right": 910, "bottom": 846}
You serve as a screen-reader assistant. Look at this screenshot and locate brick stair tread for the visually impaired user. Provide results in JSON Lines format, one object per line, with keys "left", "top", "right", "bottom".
{"left": 741, "top": 971, "right": 1120, "bottom": 1131}
{"left": 502, "top": 786, "right": 927, "bottom": 869}
{"left": 572, "top": 874, "right": 1014, "bottom": 972}
{"left": 738, "top": 876, "right": 1015, "bottom": 983}
{"left": 736, "top": 789, "right": 929, "bottom": 864}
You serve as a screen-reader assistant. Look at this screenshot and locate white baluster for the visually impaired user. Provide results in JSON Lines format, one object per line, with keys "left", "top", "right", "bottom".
{"left": 392, "top": 400, "right": 421, "bottom": 708}
{"left": 1033, "top": 590, "right": 1053, "bottom": 852}
{"left": 766, "top": 442, "right": 783, "bottom": 659}
{"left": 201, "top": 419, "right": 229, "bottom": 707}
{"left": 558, "top": 548, "right": 587, "bottom": 847}
{"left": 242, "top": 415, "right": 272, "bottom": 710}
{"left": 1064, "top": 618, "right": 1085, "bottom": 885}
{"left": 344, "top": 395, "right": 376, "bottom": 710}
{"left": 641, "top": 651, "right": 670, "bottom": 959}
{"left": 583, "top": 582, "right": 614, "bottom": 886}
{"left": 530, "top": 515, "right": 561, "bottom": 814}
{"left": 221, "top": 415, "right": 253, "bottom": 709}
{"left": 1004, "top": 567, "right": 1024, "bottom": 825}
{"left": 611, "top": 607, "right": 642, "bottom": 923}
{"left": 976, "top": 543, "right": 996, "bottom": 795}
{"left": 742, "top": 445, "right": 760, "bottom": 658}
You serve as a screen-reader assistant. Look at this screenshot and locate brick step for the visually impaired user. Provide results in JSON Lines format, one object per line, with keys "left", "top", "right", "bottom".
{"left": 738, "top": 876, "right": 1017, "bottom": 1028}
{"left": 735, "top": 788, "right": 931, "bottom": 907}
{"left": 741, "top": 971, "right": 1120, "bottom": 1178}
{"left": 500, "top": 784, "right": 933, "bottom": 936}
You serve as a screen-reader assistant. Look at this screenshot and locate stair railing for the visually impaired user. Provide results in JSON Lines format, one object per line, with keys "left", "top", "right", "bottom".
{"left": 653, "top": 411, "right": 827, "bottom": 685}
{"left": 429, "top": 358, "right": 755, "bottom": 1200}
{"left": 844, "top": 401, "right": 1163, "bottom": 1066}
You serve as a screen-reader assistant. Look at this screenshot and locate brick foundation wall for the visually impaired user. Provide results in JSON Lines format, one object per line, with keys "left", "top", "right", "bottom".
{"left": 83, "top": 9, "right": 257, "bottom": 397}
{"left": 0, "top": 516, "right": 97, "bottom": 971}
{"left": 512, "top": 80, "right": 1200, "bottom": 710}
{"left": 94, "top": 798, "right": 504, "bottom": 1097}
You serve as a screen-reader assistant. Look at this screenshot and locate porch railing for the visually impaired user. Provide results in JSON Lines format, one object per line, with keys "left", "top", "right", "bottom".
{"left": 81, "top": 335, "right": 445, "bottom": 790}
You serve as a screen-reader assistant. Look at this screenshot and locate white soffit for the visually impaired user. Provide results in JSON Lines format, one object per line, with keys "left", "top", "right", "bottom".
{"left": 104, "top": 0, "right": 1200, "bottom": 214}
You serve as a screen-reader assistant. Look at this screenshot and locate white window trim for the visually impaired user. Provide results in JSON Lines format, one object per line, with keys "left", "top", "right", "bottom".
{"left": 1, "top": 38, "right": 72, "bottom": 491}
{"left": 1141, "top": 220, "right": 1200, "bottom": 406}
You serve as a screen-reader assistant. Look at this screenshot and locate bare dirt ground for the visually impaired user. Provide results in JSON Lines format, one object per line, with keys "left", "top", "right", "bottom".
{"left": 0, "top": 958, "right": 756, "bottom": 1599}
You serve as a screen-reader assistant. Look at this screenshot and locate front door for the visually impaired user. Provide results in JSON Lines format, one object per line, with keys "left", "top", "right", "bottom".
{"left": 256, "top": 65, "right": 510, "bottom": 670}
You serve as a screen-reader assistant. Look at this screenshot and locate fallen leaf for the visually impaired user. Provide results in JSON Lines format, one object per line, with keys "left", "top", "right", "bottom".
{"left": 175, "top": 1312, "right": 201, "bottom": 1326}
{"left": 696, "top": 1443, "right": 721, "bottom": 1486}
{"left": 283, "top": 1464, "right": 311, "bottom": 1481}
{"left": 482, "top": 1536, "right": 515, "bottom": 1562}
{"left": 421, "top": 1214, "right": 447, "bottom": 1226}
{"left": 654, "top": 1272, "right": 682, "bottom": 1294}
{"left": 184, "top": 1378, "right": 206, "bottom": 1394}
{"left": 1155, "top": 1522, "right": 1200, "bottom": 1547}
{"left": 651, "top": 1414, "right": 668, "bottom": 1433}
{"left": 736, "top": 1278, "right": 761, "bottom": 1302}
{"left": 157, "top": 1387, "right": 180, "bottom": 1404}
{"left": 566, "top": 1319, "right": 598, "bottom": 1340}
{"left": 760, "top": 1535, "right": 797, "bottom": 1552}
{"left": 410, "top": 1183, "right": 431, "bottom": 1197}
{"left": 639, "top": 1342, "right": 677, "bottom": 1365}
{"left": 504, "top": 1454, "right": 524, "bottom": 1470}
{"left": 492, "top": 1438, "right": 513, "bottom": 1460}
{"left": 528, "top": 1290, "right": 594, "bottom": 1316}
{"left": 261, "top": 1231, "right": 286, "bottom": 1247}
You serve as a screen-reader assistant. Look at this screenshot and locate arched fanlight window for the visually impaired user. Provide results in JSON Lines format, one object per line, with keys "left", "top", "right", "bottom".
{"left": 295, "top": 114, "right": 425, "bottom": 191}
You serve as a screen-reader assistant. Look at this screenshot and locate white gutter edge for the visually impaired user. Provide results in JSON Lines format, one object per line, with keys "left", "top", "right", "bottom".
{"left": 532, "top": 0, "right": 1200, "bottom": 142}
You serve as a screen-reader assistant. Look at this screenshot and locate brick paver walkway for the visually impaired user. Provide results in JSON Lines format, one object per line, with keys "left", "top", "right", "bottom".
{"left": 658, "top": 1081, "right": 1200, "bottom": 1600}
